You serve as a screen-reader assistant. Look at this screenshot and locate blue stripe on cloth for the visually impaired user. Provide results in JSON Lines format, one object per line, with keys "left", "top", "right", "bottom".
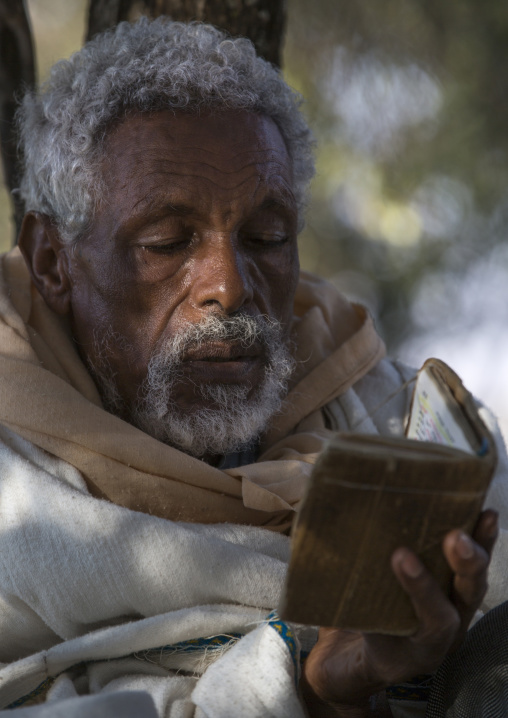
{"left": 386, "top": 673, "right": 434, "bottom": 702}
{"left": 6, "top": 677, "right": 55, "bottom": 709}
{"left": 265, "top": 610, "right": 299, "bottom": 684}
{"left": 151, "top": 633, "right": 243, "bottom": 654}
{"left": 7, "top": 616, "right": 301, "bottom": 708}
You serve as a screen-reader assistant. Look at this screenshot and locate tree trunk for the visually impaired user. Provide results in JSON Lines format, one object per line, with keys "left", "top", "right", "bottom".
{"left": 87, "top": 0, "right": 286, "bottom": 66}
{"left": 0, "top": 0, "right": 35, "bottom": 239}
{"left": 1, "top": 0, "right": 286, "bottom": 245}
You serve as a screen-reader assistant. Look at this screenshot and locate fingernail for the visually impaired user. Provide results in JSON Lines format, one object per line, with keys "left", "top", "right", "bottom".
{"left": 485, "top": 512, "right": 499, "bottom": 538}
{"left": 400, "top": 552, "right": 423, "bottom": 578}
{"left": 457, "top": 532, "right": 474, "bottom": 559}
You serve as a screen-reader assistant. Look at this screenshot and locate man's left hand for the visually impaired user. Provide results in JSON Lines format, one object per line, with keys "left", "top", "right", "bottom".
{"left": 301, "top": 509, "right": 499, "bottom": 717}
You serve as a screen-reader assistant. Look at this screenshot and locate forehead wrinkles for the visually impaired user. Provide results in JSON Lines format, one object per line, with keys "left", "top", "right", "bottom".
{"left": 119, "top": 148, "right": 292, "bottom": 190}
{"left": 96, "top": 111, "right": 297, "bottom": 226}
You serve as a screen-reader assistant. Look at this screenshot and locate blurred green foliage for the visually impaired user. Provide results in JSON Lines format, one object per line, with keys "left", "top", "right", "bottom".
{"left": 284, "top": 0, "right": 508, "bottom": 352}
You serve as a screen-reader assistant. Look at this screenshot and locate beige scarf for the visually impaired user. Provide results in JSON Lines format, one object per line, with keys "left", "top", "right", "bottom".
{"left": 0, "top": 248, "right": 385, "bottom": 531}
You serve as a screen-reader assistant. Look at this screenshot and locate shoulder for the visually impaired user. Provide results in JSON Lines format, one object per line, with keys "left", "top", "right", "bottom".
{"left": 323, "top": 356, "right": 417, "bottom": 436}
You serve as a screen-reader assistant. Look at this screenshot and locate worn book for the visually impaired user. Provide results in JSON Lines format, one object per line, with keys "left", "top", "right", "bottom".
{"left": 279, "top": 358, "right": 497, "bottom": 635}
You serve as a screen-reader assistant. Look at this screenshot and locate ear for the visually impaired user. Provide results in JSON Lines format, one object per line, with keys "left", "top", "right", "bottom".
{"left": 18, "top": 212, "right": 72, "bottom": 315}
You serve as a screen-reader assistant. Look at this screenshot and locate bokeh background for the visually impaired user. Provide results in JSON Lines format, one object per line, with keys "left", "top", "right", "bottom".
{"left": 1, "top": 0, "right": 507, "bottom": 439}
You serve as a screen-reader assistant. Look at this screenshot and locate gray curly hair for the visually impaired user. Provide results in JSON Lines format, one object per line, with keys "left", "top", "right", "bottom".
{"left": 16, "top": 16, "right": 315, "bottom": 244}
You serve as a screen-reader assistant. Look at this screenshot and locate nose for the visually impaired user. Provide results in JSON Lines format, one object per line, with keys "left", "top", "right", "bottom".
{"left": 190, "top": 235, "right": 254, "bottom": 315}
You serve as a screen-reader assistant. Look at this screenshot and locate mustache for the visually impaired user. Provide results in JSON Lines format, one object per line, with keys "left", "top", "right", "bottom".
{"left": 153, "top": 313, "right": 283, "bottom": 365}
{"left": 88, "top": 313, "right": 295, "bottom": 457}
{"left": 135, "top": 311, "right": 295, "bottom": 457}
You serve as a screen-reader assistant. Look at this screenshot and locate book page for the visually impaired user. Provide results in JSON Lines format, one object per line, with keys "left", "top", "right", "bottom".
{"left": 406, "top": 368, "right": 475, "bottom": 454}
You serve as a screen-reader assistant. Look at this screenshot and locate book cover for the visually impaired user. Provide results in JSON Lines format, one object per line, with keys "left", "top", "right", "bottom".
{"left": 279, "top": 359, "right": 497, "bottom": 635}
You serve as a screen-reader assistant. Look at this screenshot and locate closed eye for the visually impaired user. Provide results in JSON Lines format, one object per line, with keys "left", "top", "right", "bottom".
{"left": 140, "top": 235, "right": 193, "bottom": 254}
{"left": 243, "top": 234, "right": 291, "bottom": 248}
{"left": 142, "top": 242, "right": 185, "bottom": 254}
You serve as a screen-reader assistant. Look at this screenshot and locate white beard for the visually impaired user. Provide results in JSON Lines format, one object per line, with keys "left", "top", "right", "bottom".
{"left": 89, "top": 314, "right": 295, "bottom": 459}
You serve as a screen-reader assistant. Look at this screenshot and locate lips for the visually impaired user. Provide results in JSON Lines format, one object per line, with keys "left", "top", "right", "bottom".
{"left": 181, "top": 341, "right": 264, "bottom": 383}
{"left": 182, "top": 341, "right": 262, "bottom": 363}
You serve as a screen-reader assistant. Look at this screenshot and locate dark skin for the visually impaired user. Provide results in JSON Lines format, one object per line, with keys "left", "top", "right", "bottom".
{"left": 18, "top": 109, "right": 498, "bottom": 716}
{"left": 20, "top": 110, "right": 301, "bottom": 419}
{"left": 301, "top": 514, "right": 498, "bottom": 716}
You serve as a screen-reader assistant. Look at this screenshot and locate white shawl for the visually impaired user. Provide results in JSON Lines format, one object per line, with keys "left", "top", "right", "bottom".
{"left": 1, "top": 358, "right": 508, "bottom": 717}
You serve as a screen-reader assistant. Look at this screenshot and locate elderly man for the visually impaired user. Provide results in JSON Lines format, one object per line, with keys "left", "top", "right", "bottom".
{"left": 0, "top": 16, "right": 506, "bottom": 718}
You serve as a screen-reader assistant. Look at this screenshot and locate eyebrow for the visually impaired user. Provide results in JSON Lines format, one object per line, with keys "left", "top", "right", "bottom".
{"left": 131, "top": 190, "right": 296, "bottom": 222}
{"left": 154, "top": 202, "right": 194, "bottom": 217}
{"left": 130, "top": 195, "right": 193, "bottom": 218}
{"left": 118, "top": 181, "right": 298, "bottom": 241}
{"left": 255, "top": 195, "right": 296, "bottom": 215}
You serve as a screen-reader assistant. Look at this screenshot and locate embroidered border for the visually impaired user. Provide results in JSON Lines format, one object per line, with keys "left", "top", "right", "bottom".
{"left": 265, "top": 609, "right": 299, "bottom": 681}
{"left": 386, "top": 673, "right": 434, "bottom": 702}
{"left": 7, "top": 615, "right": 301, "bottom": 708}
{"left": 7, "top": 677, "right": 55, "bottom": 709}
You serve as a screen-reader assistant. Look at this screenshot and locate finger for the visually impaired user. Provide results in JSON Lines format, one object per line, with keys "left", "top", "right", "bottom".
{"left": 472, "top": 509, "right": 499, "bottom": 556}
{"left": 391, "top": 548, "right": 459, "bottom": 649}
{"left": 442, "top": 528, "right": 493, "bottom": 610}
